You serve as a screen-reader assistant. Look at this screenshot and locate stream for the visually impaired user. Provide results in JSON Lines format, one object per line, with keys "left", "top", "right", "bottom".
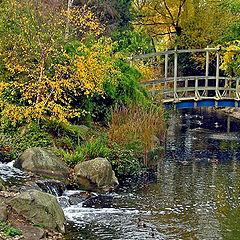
{"left": 1, "top": 108, "right": 240, "bottom": 239}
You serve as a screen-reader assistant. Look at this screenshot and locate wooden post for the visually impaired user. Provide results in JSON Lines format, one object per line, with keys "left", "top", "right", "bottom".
{"left": 205, "top": 46, "right": 209, "bottom": 97}
{"left": 195, "top": 77, "right": 200, "bottom": 100}
{"left": 216, "top": 50, "right": 220, "bottom": 99}
{"left": 174, "top": 46, "right": 178, "bottom": 101}
{"left": 164, "top": 47, "right": 168, "bottom": 98}
{"left": 130, "top": 54, "right": 134, "bottom": 67}
{"left": 236, "top": 78, "right": 240, "bottom": 99}
{"left": 185, "top": 78, "right": 188, "bottom": 97}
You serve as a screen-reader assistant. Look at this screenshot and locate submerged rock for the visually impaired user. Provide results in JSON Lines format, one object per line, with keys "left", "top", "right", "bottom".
{"left": 18, "top": 180, "right": 66, "bottom": 197}
{"left": 68, "top": 191, "right": 92, "bottom": 205}
{"left": 208, "top": 133, "right": 240, "bottom": 141}
{"left": 82, "top": 194, "right": 113, "bottom": 208}
{"left": 18, "top": 181, "right": 42, "bottom": 193}
{"left": 74, "top": 157, "right": 119, "bottom": 192}
{"left": 14, "top": 147, "right": 69, "bottom": 179}
{"left": 0, "top": 151, "right": 7, "bottom": 163}
{"left": 59, "top": 190, "right": 93, "bottom": 206}
{"left": 8, "top": 190, "right": 66, "bottom": 233}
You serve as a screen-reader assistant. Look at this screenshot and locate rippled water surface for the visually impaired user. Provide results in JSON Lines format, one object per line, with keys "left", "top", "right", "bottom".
{"left": 1, "top": 109, "right": 240, "bottom": 239}
{"left": 63, "top": 109, "right": 240, "bottom": 240}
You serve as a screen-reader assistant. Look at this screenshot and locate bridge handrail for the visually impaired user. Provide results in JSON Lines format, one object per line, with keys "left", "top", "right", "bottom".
{"left": 131, "top": 46, "right": 240, "bottom": 104}
{"left": 130, "top": 48, "right": 240, "bottom": 61}
{"left": 140, "top": 76, "right": 240, "bottom": 86}
{"left": 162, "top": 87, "right": 237, "bottom": 93}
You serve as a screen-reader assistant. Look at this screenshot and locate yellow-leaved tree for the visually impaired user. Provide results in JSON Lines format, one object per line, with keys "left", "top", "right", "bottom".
{"left": 220, "top": 41, "right": 240, "bottom": 77}
{"left": 0, "top": 0, "right": 119, "bottom": 125}
{"left": 133, "top": 0, "right": 236, "bottom": 49}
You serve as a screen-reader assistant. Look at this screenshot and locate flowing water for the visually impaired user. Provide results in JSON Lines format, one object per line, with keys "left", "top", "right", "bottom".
{"left": 63, "top": 108, "right": 240, "bottom": 240}
{"left": 1, "top": 108, "right": 240, "bottom": 239}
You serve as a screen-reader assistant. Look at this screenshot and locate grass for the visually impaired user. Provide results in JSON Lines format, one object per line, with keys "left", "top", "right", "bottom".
{"left": 56, "top": 135, "right": 110, "bottom": 168}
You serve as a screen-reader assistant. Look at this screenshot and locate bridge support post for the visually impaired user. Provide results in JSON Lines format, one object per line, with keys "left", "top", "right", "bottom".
{"left": 174, "top": 46, "right": 178, "bottom": 101}
{"left": 195, "top": 77, "right": 200, "bottom": 100}
{"left": 236, "top": 78, "right": 240, "bottom": 100}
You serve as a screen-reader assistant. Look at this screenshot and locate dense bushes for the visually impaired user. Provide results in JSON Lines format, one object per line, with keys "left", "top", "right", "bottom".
{"left": 0, "top": 0, "right": 166, "bottom": 178}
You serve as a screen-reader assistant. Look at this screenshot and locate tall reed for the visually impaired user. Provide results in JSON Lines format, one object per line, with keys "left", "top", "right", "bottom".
{"left": 108, "top": 103, "right": 165, "bottom": 166}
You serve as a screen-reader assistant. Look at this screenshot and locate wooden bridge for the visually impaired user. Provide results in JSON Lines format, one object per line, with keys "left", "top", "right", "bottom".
{"left": 130, "top": 47, "right": 240, "bottom": 109}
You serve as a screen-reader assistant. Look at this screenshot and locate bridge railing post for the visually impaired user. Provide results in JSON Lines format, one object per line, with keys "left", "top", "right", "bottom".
{"left": 185, "top": 78, "right": 188, "bottom": 97}
{"left": 205, "top": 46, "right": 209, "bottom": 97}
{"left": 164, "top": 47, "right": 168, "bottom": 99}
{"left": 195, "top": 77, "right": 200, "bottom": 100}
{"left": 216, "top": 49, "right": 220, "bottom": 99}
{"left": 174, "top": 46, "right": 178, "bottom": 101}
{"left": 236, "top": 78, "right": 240, "bottom": 100}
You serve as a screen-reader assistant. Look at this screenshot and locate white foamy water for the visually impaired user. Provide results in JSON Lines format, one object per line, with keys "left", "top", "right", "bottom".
{"left": 0, "top": 161, "right": 30, "bottom": 183}
{"left": 61, "top": 190, "right": 164, "bottom": 240}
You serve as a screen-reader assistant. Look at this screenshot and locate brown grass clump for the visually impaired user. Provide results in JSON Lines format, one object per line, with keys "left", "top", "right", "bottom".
{"left": 108, "top": 103, "right": 165, "bottom": 166}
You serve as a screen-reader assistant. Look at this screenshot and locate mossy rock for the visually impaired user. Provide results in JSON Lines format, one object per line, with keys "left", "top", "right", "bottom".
{"left": 67, "top": 124, "right": 90, "bottom": 140}
{"left": 74, "top": 157, "right": 119, "bottom": 192}
{"left": 0, "top": 178, "right": 6, "bottom": 191}
{"left": 0, "top": 202, "right": 8, "bottom": 222}
{"left": 8, "top": 190, "right": 66, "bottom": 233}
{"left": 14, "top": 147, "right": 70, "bottom": 179}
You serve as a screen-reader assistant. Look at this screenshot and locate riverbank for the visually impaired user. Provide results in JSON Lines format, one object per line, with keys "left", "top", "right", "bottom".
{"left": 217, "top": 107, "right": 240, "bottom": 120}
{"left": 1, "top": 109, "right": 240, "bottom": 239}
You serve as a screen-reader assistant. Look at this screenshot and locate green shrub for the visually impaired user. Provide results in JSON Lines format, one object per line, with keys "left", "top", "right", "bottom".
{"left": 56, "top": 148, "right": 85, "bottom": 168}
{"left": 12, "top": 123, "right": 54, "bottom": 152}
{"left": 0, "top": 222, "right": 22, "bottom": 237}
{"left": 107, "top": 143, "right": 142, "bottom": 176}
{"left": 77, "top": 137, "right": 110, "bottom": 161}
{"left": 58, "top": 136, "right": 110, "bottom": 168}
{"left": 0, "top": 122, "right": 54, "bottom": 157}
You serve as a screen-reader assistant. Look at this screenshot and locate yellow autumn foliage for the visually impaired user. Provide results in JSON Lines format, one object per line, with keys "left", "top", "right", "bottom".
{"left": 220, "top": 41, "right": 240, "bottom": 77}
{"left": 0, "top": 0, "right": 119, "bottom": 125}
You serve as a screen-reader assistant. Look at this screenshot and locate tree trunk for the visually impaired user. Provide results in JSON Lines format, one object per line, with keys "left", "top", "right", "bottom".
{"left": 36, "top": 54, "right": 46, "bottom": 104}
{"left": 65, "top": 0, "right": 74, "bottom": 39}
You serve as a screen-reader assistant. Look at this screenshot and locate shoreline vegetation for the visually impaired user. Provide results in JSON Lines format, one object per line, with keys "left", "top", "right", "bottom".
{"left": 1, "top": 0, "right": 240, "bottom": 238}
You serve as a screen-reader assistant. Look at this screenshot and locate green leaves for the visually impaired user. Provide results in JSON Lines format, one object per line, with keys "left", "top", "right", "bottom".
{"left": 0, "top": 222, "right": 22, "bottom": 237}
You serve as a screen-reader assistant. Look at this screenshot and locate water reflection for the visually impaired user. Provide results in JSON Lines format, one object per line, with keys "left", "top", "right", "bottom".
{"left": 64, "top": 109, "right": 240, "bottom": 239}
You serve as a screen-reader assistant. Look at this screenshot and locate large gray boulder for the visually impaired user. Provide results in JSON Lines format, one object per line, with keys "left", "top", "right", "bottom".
{"left": 74, "top": 157, "right": 119, "bottom": 192}
{"left": 14, "top": 147, "right": 69, "bottom": 179}
{"left": 8, "top": 190, "right": 66, "bottom": 233}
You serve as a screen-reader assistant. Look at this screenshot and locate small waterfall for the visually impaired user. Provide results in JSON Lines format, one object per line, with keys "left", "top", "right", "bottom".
{"left": 0, "top": 161, "right": 30, "bottom": 186}
{"left": 35, "top": 179, "right": 66, "bottom": 197}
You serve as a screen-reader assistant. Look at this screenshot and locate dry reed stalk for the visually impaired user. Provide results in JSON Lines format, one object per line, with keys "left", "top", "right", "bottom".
{"left": 108, "top": 103, "right": 165, "bottom": 166}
